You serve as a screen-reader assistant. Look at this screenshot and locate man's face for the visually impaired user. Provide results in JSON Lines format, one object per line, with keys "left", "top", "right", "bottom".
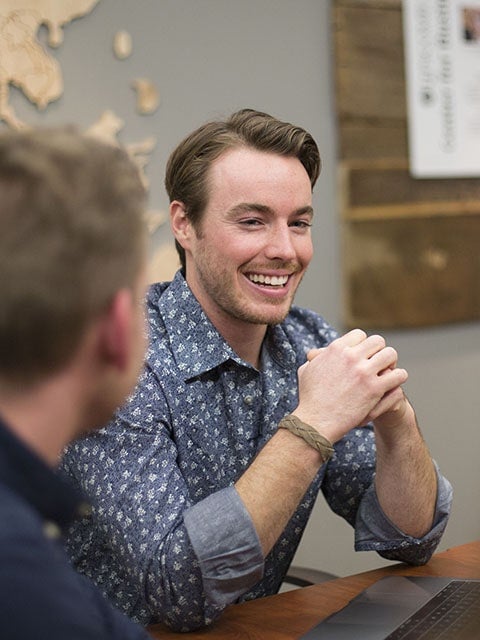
{"left": 183, "top": 147, "right": 314, "bottom": 331}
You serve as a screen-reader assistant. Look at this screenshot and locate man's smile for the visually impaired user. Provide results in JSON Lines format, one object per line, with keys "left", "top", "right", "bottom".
{"left": 247, "top": 273, "right": 289, "bottom": 287}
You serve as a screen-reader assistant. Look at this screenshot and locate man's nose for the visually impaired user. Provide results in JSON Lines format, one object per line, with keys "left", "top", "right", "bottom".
{"left": 263, "top": 226, "right": 296, "bottom": 261}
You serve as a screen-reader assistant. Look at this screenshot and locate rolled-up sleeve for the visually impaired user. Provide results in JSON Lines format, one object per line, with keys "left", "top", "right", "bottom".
{"left": 354, "top": 461, "right": 453, "bottom": 565}
{"left": 184, "top": 486, "right": 264, "bottom": 606}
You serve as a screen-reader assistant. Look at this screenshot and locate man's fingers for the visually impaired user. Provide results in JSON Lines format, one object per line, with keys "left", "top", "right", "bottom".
{"left": 340, "top": 328, "right": 368, "bottom": 347}
{"left": 379, "top": 365, "right": 408, "bottom": 385}
{"left": 356, "top": 334, "right": 386, "bottom": 359}
{"left": 367, "top": 386, "right": 406, "bottom": 422}
{"left": 306, "top": 348, "right": 323, "bottom": 361}
{"left": 307, "top": 334, "right": 400, "bottom": 375}
{"left": 306, "top": 328, "right": 367, "bottom": 362}
{"left": 368, "top": 346, "right": 399, "bottom": 374}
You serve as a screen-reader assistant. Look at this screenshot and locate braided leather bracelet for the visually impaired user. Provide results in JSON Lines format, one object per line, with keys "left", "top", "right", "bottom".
{"left": 278, "top": 414, "right": 334, "bottom": 464}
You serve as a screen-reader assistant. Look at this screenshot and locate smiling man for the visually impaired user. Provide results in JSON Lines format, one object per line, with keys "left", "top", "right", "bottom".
{"left": 61, "top": 109, "right": 452, "bottom": 632}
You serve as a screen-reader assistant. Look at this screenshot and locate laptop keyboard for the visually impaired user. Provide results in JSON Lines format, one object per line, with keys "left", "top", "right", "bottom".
{"left": 385, "top": 580, "right": 480, "bottom": 639}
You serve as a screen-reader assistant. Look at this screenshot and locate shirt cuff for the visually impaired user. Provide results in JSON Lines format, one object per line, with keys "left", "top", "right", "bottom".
{"left": 183, "top": 486, "right": 264, "bottom": 606}
{"left": 354, "top": 461, "right": 453, "bottom": 564}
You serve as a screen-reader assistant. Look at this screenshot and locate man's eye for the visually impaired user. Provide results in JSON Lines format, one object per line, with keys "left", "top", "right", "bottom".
{"left": 240, "top": 218, "right": 262, "bottom": 226}
{"left": 291, "top": 220, "right": 312, "bottom": 229}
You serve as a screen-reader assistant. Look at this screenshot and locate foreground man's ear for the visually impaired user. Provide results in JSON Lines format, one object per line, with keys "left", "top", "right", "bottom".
{"left": 97, "top": 289, "right": 134, "bottom": 372}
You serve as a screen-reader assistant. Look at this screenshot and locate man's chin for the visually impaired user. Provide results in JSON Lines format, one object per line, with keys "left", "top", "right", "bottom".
{"left": 239, "top": 306, "right": 291, "bottom": 326}
{"left": 78, "top": 400, "right": 121, "bottom": 438}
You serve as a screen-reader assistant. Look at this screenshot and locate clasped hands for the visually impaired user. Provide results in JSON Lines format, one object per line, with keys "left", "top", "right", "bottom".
{"left": 294, "top": 329, "right": 409, "bottom": 445}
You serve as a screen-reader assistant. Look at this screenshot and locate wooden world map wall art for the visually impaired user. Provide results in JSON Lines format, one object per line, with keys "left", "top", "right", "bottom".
{"left": 0, "top": 0, "right": 179, "bottom": 284}
{"left": 333, "top": 0, "right": 480, "bottom": 329}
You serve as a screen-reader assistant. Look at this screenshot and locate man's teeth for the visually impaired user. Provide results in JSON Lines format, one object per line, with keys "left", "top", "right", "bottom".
{"left": 248, "top": 274, "right": 288, "bottom": 286}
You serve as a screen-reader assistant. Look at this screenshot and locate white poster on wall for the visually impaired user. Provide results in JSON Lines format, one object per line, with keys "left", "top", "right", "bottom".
{"left": 403, "top": 0, "right": 480, "bottom": 177}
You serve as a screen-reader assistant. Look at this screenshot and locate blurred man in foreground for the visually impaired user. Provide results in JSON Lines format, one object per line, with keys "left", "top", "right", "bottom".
{"left": 0, "top": 128, "right": 153, "bottom": 639}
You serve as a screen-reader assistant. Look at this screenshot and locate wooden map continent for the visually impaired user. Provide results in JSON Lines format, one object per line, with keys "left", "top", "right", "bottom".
{"left": 0, "top": 0, "right": 178, "bottom": 282}
{"left": 0, "top": 0, "right": 100, "bottom": 128}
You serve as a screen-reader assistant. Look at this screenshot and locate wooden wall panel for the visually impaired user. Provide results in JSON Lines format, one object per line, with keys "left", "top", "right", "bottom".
{"left": 333, "top": 0, "right": 480, "bottom": 328}
{"left": 342, "top": 162, "right": 480, "bottom": 218}
{"left": 344, "top": 216, "right": 480, "bottom": 328}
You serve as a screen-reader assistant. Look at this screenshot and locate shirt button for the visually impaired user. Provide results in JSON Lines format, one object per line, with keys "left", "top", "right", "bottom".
{"left": 244, "top": 395, "right": 253, "bottom": 405}
{"left": 43, "top": 521, "right": 61, "bottom": 540}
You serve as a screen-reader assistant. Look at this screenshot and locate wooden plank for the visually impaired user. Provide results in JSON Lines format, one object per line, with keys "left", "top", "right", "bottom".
{"left": 344, "top": 201, "right": 480, "bottom": 221}
{"left": 340, "top": 162, "right": 480, "bottom": 218}
{"left": 349, "top": 168, "right": 480, "bottom": 208}
{"left": 336, "top": 1, "right": 401, "bottom": 8}
{"left": 343, "top": 216, "right": 480, "bottom": 329}
{"left": 333, "top": 0, "right": 405, "bottom": 125}
{"left": 339, "top": 122, "right": 408, "bottom": 161}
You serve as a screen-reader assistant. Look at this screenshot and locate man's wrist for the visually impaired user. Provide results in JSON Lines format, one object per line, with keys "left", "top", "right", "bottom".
{"left": 373, "top": 398, "right": 416, "bottom": 442}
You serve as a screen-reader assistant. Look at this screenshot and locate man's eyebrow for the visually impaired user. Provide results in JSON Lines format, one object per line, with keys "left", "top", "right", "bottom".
{"left": 225, "top": 203, "right": 272, "bottom": 217}
{"left": 295, "top": 206, "right": 314, "bottom": 218}
{"left": 226, "top": 203, "right": 314, "bottom": 218}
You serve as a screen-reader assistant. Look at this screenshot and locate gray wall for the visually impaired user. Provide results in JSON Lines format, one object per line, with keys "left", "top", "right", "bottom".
{"left": 13, "top": 0, "right": 479, "bottom": 576}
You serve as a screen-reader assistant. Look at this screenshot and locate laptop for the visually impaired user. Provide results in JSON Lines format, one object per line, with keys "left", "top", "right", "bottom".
{"left": 300, "top": 576, "right": 480, "bottom": 639}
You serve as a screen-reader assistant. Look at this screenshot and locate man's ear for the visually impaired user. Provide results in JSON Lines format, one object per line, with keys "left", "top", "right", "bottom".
{"left": 97, "top": 289, "right": 133, "bottom": 371}
{"left": 170, "top": 200, "right": 192, "bottom": 251}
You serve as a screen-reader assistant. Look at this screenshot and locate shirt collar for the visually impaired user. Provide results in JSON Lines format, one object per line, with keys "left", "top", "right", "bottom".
{"left": 148, "top": 270, "right": 297, "bottom": 379}
{"left": 149, "top": 271, "right": 242, "bottom": 380}
{"left": 0, "top": 416, "right": 86, "bottom": 528}
{"left": 262, "top": 322, "right": 298, "bottom": 370}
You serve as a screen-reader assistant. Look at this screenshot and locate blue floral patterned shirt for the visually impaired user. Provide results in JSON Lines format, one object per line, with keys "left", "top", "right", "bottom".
{"left": 61, "top": 271, "right": 452, "bottom": 632}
